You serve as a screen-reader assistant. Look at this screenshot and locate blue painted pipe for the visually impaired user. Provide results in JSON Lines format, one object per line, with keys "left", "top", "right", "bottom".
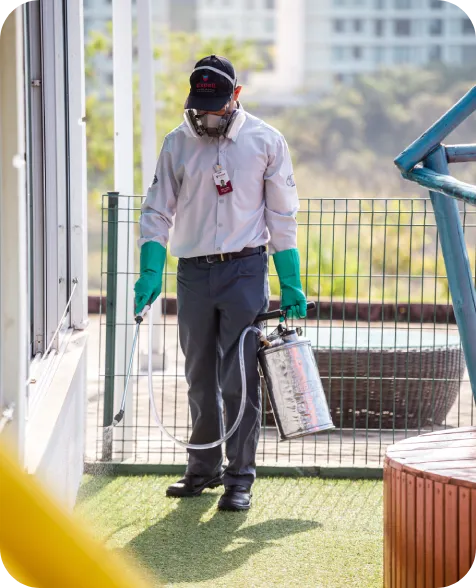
{"left": 446, "top": 144, "right": 476, "bottom": 164}
{"left": 424, "top": 146, "right": 476, "bottom": 401}
{"left": 394, "top": 86, "right": 476, "bottom": 172}
{"left": 402, "top": 165, "right": 476, "bottom": 206}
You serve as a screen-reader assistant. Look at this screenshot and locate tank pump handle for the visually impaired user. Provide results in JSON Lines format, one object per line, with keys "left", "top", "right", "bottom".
{"left": 254, "top": 302, "right": 316, "bottom": 324}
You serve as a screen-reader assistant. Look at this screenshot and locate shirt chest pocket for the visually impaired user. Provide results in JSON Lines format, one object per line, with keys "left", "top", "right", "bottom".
{"left": 232, "top": 169, "right": 264, "bottom": 211}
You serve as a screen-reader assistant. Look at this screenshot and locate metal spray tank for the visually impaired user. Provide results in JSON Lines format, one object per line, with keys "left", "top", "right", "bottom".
{"left": 257, "top": 315, "right": 335, "bottom": 441}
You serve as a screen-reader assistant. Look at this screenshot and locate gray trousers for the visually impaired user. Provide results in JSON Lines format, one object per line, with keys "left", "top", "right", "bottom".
{"left": 177, "top": 251, "right": 269, "bottom": 489}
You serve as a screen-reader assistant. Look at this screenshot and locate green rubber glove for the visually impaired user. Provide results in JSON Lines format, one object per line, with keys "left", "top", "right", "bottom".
{"left": 134, "top": 241, "right": 167, "bottom": 314}
{"left": 273, "top": 248, "right": 307, "bottom": 321}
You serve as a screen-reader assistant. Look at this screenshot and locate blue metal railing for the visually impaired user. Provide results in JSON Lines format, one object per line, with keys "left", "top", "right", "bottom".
{"left": 395, "top": 85, "right": 476, "bottom": 400}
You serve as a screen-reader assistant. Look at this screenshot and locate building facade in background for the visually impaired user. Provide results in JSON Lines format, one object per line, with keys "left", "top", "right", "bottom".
{"left": 246, "top": 0, "right": 476, "bottom": 106}
{"left": 83, "top": 0, "right": 476, "bottom": 107}
{"left": 197, "top": 0, "right": 277, "bottom": 74}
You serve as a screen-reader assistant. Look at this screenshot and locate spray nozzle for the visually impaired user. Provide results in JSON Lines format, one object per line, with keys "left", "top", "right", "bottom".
{"left": 135, "top": 300, "right": 152, "bottom": 324}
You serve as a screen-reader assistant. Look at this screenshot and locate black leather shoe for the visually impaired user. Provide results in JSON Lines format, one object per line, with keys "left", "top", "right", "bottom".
{"left": 217, "top": 485, "right": 252, "bottom": 511}
{"left": 166, "top": 474, "right": 223, "bottom": 498}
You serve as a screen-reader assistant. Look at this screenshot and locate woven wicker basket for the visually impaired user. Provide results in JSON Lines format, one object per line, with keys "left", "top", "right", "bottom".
{"left": 262, "top": 345, "right": 465, "bottom": 430}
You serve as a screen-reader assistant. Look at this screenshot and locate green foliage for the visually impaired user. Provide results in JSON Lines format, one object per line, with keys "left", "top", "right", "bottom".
{"left": 276, "top": 65, "right": 476, "bottom": 198}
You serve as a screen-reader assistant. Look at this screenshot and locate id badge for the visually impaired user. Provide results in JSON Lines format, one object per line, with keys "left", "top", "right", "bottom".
{"left": 213, "top": 168, "right": 233, "bottom": 196}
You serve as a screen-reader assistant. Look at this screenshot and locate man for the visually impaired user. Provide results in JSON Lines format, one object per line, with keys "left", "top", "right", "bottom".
{"left": 134, "top": 55, "right": 306, "bottom": 511}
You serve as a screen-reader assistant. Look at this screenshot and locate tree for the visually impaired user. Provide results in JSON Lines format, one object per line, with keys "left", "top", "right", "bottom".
{"left": 276, "top": 65, "right": 476, "bottom": 199}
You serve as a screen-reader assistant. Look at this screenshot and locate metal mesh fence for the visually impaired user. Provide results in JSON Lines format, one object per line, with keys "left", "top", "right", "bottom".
{"left": 87, "top": 195, "right": 475, "bottom": 468}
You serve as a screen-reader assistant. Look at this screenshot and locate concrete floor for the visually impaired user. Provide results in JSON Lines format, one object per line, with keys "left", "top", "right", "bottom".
{"left": 85, "top": 314, "right": 474, "bottom": 468}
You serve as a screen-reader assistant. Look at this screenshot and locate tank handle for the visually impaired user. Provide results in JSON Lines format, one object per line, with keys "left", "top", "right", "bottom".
{"left": 254, "top": 302, "right": 316, "bottom": 324}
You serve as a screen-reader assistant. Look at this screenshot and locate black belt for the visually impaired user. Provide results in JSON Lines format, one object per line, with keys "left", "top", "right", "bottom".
{"left": 191, "top": 246, "right": 266, "bottom": 264}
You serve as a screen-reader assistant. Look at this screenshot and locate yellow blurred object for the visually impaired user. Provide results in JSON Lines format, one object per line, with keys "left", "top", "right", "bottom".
{"left": 0, "top": 442, "right": 154, "bottom": 588}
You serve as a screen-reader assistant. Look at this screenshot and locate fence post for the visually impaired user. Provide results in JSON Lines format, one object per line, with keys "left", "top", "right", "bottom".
{"left": 102, "top": 192, "right": 119, "bottom": 460}
{"left": 425, "top": 146, "right": 476, "bottom": 398}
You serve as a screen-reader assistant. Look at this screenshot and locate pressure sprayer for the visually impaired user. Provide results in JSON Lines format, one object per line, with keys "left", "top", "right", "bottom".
{"left": 104, "top": 301, "right": 334, "bottom": 453}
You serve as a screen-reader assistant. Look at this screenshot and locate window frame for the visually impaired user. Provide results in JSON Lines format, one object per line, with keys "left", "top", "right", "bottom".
{"left": 24, "top": 0, "right": 73, "bottom": 415}
{"left": 24, "top": 1, "right": 45, "bottom": 358}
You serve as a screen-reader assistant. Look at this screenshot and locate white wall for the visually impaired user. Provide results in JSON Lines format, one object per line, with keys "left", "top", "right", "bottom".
{"left": 1, "top": 1, "right": 88, "bottom": 510}
{"left": 26, "top": 331, "right": 87, "bottom": 510}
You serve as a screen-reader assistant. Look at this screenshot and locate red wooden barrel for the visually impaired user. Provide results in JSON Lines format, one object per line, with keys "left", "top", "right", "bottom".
{"left": 384, "top": 427, "right": 476, "bottom": 587}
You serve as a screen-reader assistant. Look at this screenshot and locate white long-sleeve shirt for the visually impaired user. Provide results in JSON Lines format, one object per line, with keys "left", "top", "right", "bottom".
{"left": 139, "top": 107, "right": 299, "bottom": 258}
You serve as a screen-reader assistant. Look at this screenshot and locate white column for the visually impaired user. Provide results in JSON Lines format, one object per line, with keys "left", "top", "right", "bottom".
{"left": 113, "top": 0, "right": 134, "bottom": 455}
{"left": 137, "top": 0, "right": 167, "bottom": 372}
{"left": 68, "top": 0, "right": 88, "bottom": 331}
{"left": 0, "top": 8, "right": 27, "bottom": 462}
{"left": 275, "top": 0, "right": 306, "bottom": 94}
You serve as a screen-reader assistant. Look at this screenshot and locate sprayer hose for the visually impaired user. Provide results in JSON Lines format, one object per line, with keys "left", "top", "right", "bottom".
{"left": 148, "top": 313, "right": 262, "bottom": 450}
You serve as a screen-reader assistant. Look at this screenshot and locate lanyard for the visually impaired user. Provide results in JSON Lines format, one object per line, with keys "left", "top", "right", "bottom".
{"left": 214, "top": 137, "right": 223, "bottom": 172}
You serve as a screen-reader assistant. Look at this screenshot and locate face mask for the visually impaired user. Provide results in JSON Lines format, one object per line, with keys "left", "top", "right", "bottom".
{"left": 202, "top": 113, "right": 223, "bottom": 129}
{"left": 183, "top": 104, "right": 246, "bottom": 140}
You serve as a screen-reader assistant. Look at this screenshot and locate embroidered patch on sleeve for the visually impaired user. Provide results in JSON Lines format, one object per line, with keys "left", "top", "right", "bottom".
{"left": 151, "top": 174, "right": 158, "bottom": 186}
{"left": 286, "top": 174, "right": 296, "bottom": 187}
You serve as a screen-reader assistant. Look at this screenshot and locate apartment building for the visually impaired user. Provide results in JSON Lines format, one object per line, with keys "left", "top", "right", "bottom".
{"left": 197, "top": 0, "right": 277, "bottom": 74}
{"left": 246, "top": 0, "right": 476, "bottom": 105}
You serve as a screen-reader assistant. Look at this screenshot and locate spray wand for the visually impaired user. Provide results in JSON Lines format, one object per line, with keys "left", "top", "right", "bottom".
{"left": 106, "top": 303, "right": 150, "bottom": 429}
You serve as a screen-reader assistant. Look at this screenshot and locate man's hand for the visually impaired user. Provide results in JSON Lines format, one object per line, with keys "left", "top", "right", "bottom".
{"left": 280, "top": 283, "right": 307, "bottom": 320}
{"left": 134, "top": 241, "right": 167, "bottom": 314}
{"left": 272, "top": 248, "right": 307, "bottom": 321}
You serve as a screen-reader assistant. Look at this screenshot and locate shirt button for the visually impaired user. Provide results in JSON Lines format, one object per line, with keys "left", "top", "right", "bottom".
{"left": 219, "top": 199, "right": 224, "bottom": 204}
{"left": 217, "top": 247, "right": 221, "bottom": 251}
{"left": 218, "top": 223, "right": 223, "bottom": 228}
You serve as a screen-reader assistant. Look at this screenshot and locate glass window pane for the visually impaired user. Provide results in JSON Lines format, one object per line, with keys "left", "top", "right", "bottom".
{"left": 394, "top": 19, "right": 411, "bottom": 35}
{"left": 375, "top": 19, "right": 385, "bottom": 36}
{"left": 429, "top": 19, "right": 443, "bottom": 36}
{"left": 332, "top": 46, "right": 345, "bottom": 61}
{"left": 334, "top": 19, "right": 345, "bottom": 33}
{"left": 462, "top": 45, "right": 476, "bottom": 64}
{"left": 462, "top": 18, "right": 475, "bottom": 35}
{"left": 429, "top": 45, "right": 442, "bottom": 62}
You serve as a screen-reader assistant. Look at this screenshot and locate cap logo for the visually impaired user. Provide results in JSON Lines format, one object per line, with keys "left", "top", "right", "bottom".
{"left": 202, "top": 74, "right": 209, "bottom": 82}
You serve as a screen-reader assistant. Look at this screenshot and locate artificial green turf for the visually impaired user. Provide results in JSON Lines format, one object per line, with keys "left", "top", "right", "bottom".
{"left": 76, "top": 475, "right": 383, "bottom": 588}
